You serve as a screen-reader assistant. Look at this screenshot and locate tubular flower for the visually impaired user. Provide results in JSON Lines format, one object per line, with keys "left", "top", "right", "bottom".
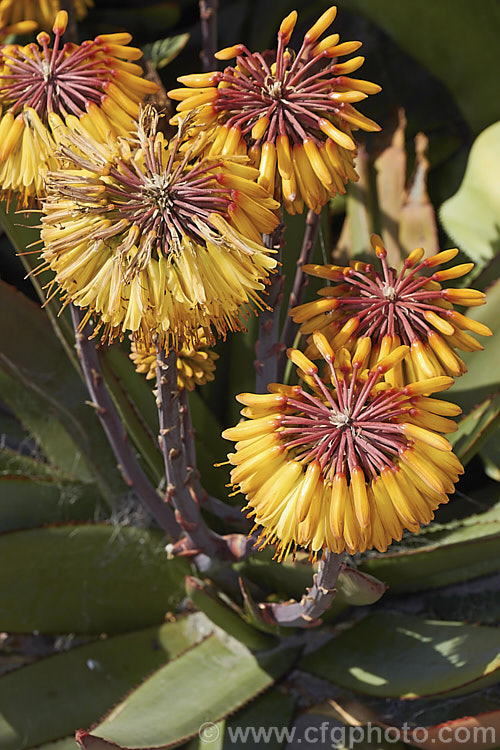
{"left": 0, "top": 0, "right": 92, "bottom": 29}
{"left": 40, "top": 108, "right": 279, "bottom": 347}
{"left": 0, "top": 10, "right": 158, "bottom": 205}
{"left": 169, "top": 6, "right": 380, "bottom": 214}
{"left": 222, "top": 335, "right": 463, "bottom": 560}
{"left": 291, "top": 235, "right": 491, "bottom": 384}
{"left": 130, "top": 333, "right": 218, "bottom": 391}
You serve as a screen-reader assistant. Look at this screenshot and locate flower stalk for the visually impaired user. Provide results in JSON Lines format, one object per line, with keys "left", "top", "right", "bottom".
{"left": 70, "top": 304, "right": 180, "bottom": 538}
{"left": 278, "top": 208, "right": 321, "bottom": 380}
{"left": 262, "top": 550, "right": 345, "bottom": 627}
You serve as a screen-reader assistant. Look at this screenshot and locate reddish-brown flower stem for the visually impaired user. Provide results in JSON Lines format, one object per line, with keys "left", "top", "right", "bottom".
{"left": 278, "top": 208, "right": 321, "bottom": 381}
{"left": 70, "top": 304, "right": 180, "bottom": 538}
{"left": 261, "top": 550, "right": 345, "bottom": 627}
{"left": 199, "top": 0, "right": 219, "bottom": 73}
{"left": 255, "top": 222, "right": 285, "bottom": 393}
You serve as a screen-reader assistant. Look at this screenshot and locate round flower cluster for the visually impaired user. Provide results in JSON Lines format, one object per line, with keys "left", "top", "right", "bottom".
{"left": 0, "top": 11, "right": 157, "bottom": 205}
{"left": 169, "top": 6, "right": 380, "bottom": 214}
{"left": 223, "top": 334, "right": 463, "bottom": 559}
{"left": 40, "top": 108, "right": 279, "bottom": 348}
{"left": 291, "top": 235, "right": 491, "bottom": 385}
{"left": 130, "top": 332, "right": 218, "bottom": 391}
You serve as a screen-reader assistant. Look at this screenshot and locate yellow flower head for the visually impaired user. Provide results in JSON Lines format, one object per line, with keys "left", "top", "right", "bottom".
{"left": 130, "top": 333, "right": 218, "bottom": 391}
{"left": 40, "top": 107, "right": 279, "bottom": 347}
{"left": 223, "top": 335, "right": 463, "bottom": 560}
{"left": 291, "top": 235, "right": 492, "bottom": 384}
{"left": 169, "top": 6, "right": 380, "bottom": 214}
{"left": 0, "top": 11, "right": 158, "bottom": 205}
{"left": 0, "top": 0, "right": 92, "bottom": 29}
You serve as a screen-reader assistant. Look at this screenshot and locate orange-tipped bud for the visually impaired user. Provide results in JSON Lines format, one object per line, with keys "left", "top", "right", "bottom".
{"left": 403, "top": 376, "right": 454, "bottom": 396}
{"left": 267, "top": 383, "right": 303, "bottom": 397}
{"left": 323, "top": 40, "right": 363, "bottom": 59}
{"left": 276, "top": 134, "right": 293, "bottom": 180}
{"left": 236, "top": 393, "right": 286, "bottom": 408}
{"left": 304, "top": 6, "right": 338, "bottom": 44}
{"left": 287, "top": 348, "right": 318, "bottom": 376}
{"left": 423, "top": 310, "right": 455, "bottom": 336}
{"left": 405, "top": 247, "right": 425, "bottom": 267}
{"left": 296, "top": 461, "right": 321, "bottom": 522}
{"left": 279, "top": 10, "right": 298, "bottom": 44}
{"left": 370, "top": 234, "right": 386, "bottom": 258}
{"left": 313, "top": 331, "right": 335, "bottom": 362}
{"left": 350, "top": 466, "right": 370, "bottom": 528}
{"left": 53, "top": 10, "right": 68, "bottom": 34}
{"left": 304, "top": 138, "right": 334, "bottom": 186}
{"left": 36, "top": 31, "right": 51, "bottom": 45}
{"left": 375, "top": 345, "right": 409, "bottom": 373}
{"left": 424, "top": 248, "right": 459, "bottom": 267}
{"left": 400, "top": 423, "right": 452, "bottom": 452}
{"left": 331, "top": 56, "right": 365, "bottom": 75}
{"left": 446, "top": 310, "right": 492, "bottom": 337}
{"left": 215, "top": 44, "right": 245, "bottom": 60}
{"left": 96, "top": 32, "right": 133, "bottom": 45}
{"left": 257, "top": 141, "right": 277, "bottom": 193}
{"left": 443, "top": 288, "right": 486, "bottom": 306}
{"left": 318, "top": 118, "right": 355, "bottom": 150}
{"left": 328, "top": 90, "right": 368, "bottom": 103}
{"left": 251, "top": 116, "right": 269, "bottom": 141}
{"left": 312, "top": 33, "right": 340, "bottom": 56}
{"left": 433, "top": 263, "right": 474, "bottom": 281}
{"left": 352, "top": 336, "right": 372, "bottom": 368}
{"left": 336, "top": 76, "right": 381, "bottom": 95}
{"left": 177, "top": 72, "right": 222, "bottom": 87}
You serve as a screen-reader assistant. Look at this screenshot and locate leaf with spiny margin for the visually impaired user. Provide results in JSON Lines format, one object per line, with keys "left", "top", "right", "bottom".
{"left": 0, "top": 201, "right": 77, "bottom": 365}
{"left": 0, "top": 524, "right": 188, "bottom": 634}
{"left": 186, "top": 690, "right": 296, "bottom": 750}
{"left": 185, "top": 575, "right": 276, "bottom": 650}
{"left": 440, "top": 122, "right": 500, "bottom": 265}
{"left": 450, "top": 391, "right": 500, "bottom": 465}
{"left": 302, "top": 613, "right": 500, "bottom": 698}
{"left": 142, "top": 33, "right": 189, "bottom": 69}
{"left": 80, "top": 635, "right": 300, "bottom": 749}
{"left": 99, "top": 345, "right": 164, "bottom": 484}
{"left": 0, "top": 617, "right": 204, "bottom": 750}
{"left": 0, "top": 279, "right": 124, "bottom": 504}
{"left": 359, "top": 503, "right": 500, "bottom": 593}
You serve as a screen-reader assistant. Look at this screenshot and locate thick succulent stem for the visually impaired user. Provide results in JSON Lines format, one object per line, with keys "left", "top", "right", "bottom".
{"left": 255, "top": 224, "right": 285, "bottom": 393}
{"left": 199, "top": 0, "right": 219, "bottom": 72}
{"left": 261, "top": 551, "right": 345, "bottom": 627}
{"left": 70, "top": 305, "right": 179, "bottom": 538}
{"left": 278, "top": 208, "right": 321, "bottom": 380}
